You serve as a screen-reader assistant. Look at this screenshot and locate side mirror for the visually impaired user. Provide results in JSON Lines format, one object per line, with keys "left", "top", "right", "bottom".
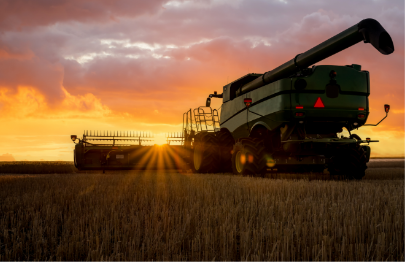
{"left": 206, "top": 97, "right": 211, "bottom": 107}
{"left": 363, "top": 104, "right": 390, "bottom": 127}
{"left": 384, "top": 104, "right": 390, "bottom": 113}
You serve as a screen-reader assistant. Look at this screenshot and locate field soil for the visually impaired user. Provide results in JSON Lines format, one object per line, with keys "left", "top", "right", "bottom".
{"left": 0, "top": 160, "right": 403, "bottom": 260}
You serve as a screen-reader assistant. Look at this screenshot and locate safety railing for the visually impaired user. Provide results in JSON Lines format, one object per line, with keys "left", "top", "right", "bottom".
{"left": 193, "top": 106, "right": 220, "bottom": 133}
{"left": 82, "top": 130, "right": 154, "bottom": 146}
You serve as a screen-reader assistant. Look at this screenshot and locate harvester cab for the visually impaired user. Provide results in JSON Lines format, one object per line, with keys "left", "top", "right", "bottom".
{"left": 191, "top": 18, "right": 394, "bottom": 179}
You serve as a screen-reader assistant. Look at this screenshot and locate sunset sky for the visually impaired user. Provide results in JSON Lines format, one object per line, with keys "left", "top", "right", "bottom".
{"left": 0, "top": 0, "right": 403, "bottom": 161}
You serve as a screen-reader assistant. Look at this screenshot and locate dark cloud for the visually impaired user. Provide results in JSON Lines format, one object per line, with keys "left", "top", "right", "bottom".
{"left": 0, "top": 0, "right": 168, "bottom": 31}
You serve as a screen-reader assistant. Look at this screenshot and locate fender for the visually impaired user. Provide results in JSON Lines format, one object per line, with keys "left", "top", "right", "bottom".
{"left": 251, "top": 121, "right": 272, "bottom": 131}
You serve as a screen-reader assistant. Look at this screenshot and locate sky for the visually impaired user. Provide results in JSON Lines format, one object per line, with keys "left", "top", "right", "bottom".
{"left": 0, "top": 0, "right": 403, "bottom": 161}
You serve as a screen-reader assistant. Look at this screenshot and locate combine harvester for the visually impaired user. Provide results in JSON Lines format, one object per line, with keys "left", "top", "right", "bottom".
{"left": 72, "top": 18, "right": 394, "bottom": 179}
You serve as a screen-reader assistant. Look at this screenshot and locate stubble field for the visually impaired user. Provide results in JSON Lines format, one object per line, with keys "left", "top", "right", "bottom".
{"left": 0, "top": 160, "right": 403, "bottom": 260}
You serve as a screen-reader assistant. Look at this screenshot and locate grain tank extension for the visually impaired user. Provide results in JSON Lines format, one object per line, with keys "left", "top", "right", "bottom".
{"left": 187, "top": 18, "right": 394, "bottom": 179}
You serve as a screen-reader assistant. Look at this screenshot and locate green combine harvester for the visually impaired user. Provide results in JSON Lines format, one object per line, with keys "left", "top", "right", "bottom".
{"left": 72, "top": 18, "right": 394, "bottom": 179}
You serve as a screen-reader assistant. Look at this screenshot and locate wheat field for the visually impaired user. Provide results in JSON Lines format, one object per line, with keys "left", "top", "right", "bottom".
{"left": 0, "top": 161, "right": 76, "bottom": 174}
{"left": 0, "top": 161, "right": 403, "bottom": 260}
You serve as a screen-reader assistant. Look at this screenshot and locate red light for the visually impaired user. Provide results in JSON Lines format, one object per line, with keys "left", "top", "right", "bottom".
{"left": 314, "top": 97, "right": 325, "bottom": 108}
{"left": 358, "top": 114, "right": 365, "bottom": 118}
{"left": 296, "top": 105, "right": 304, "bottom": 109}
{"left": 295, "top": 112, "right": 304, "bottom": 117}
{"left": 384, "top": 104, "right": 390, "bottom": 113}
{"left": 366, "top": 137, "right": 370, "bottom": 142}
{"left": 358, "top": 107, "right": 364, "bottom": 111}
{"left": 244, "top": 98, "right": 252, "bottom": 107}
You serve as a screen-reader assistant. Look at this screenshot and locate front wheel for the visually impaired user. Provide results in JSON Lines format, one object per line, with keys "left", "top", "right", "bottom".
{"left": 216, "top": 130, "right": 235, "bottom": 173}
{"left": 231, "top": 138, "right": 267, "bottom": 176}
{"left": 192, "top": 132, "right": 220, "bottom": 173}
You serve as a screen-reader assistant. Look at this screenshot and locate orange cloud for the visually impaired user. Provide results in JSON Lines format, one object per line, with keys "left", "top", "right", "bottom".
{"left": 0, "top": 153, "right": 15, "bottom": 161}
{"left": 0, "top": 86, "right": 111, "bottom": 119}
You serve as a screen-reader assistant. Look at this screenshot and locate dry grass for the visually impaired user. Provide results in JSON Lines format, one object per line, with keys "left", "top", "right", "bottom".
{"left": 0, "top": 165, "right": 403, "bottom": 261}
{"left": 368, "top": 159, "right": 404, "bottom": 168}
{"left": 0, "top": 161, "right": 77, "bottom": 174}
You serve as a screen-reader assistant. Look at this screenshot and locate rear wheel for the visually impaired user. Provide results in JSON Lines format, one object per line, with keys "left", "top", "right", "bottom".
{"left": 216, "top": 130, "right": 235, "bottom": 173}
{"left": 328, "top": 144, "right": 367, "bottom": 180}
{"left": 192, "top": 132, "right": 220, "bottom": 173}
{"left": 231, "top": 138, "right": 267, "bottom": 176}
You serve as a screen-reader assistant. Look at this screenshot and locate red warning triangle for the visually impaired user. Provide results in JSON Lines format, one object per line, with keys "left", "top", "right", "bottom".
{"left": 314, "top": 97, "right": 325, "bottom": 108}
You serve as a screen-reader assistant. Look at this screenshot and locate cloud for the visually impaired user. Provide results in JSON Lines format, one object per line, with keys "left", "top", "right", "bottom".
{"left": 0, "top": 86, "right": 111, "bottom": 119}
{"left": 0, "top": 5, "right": 402, "bottom": 128}
{"left": 0, "top": 0, "right": 168, "bottom": 31}
{"left": 0, "top": 0, "right": 402, "bottom": 160}
{"left": 0, "top": 153, "right": 15, "bottom": 161}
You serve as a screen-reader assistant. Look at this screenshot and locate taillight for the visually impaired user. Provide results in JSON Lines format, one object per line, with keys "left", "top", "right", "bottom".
{"left": 295, "top": 112, "right": 304, "bottom": 117}
{"left": 296, "top": 105, "right": 304, "bottom": 109}
{"left": 244, "top": 98, "right": 252, "bottom": 107}
{"left": 358, "top": 114, "right": 365, "bottom": 119}
{"left": 358, "top": 107, "right": 364, "bottom": 111}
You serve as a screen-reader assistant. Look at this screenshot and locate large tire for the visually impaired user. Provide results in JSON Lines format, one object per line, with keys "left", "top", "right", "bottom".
{"left": 192, "top": 132, "right": 220, "bottom": 173}
{"left": 231, "top": 138, "right": 267, "bottom": 176}
{"left": 328, "top": 144, "right": 367, "bottom": 180}
{"left": 216, "top": 131, "right": 235, "bottom": 173}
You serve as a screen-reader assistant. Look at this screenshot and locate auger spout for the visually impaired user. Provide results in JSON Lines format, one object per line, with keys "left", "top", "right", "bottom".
{"left": 236, "top": 18, "right": 394, "bottom": 96}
